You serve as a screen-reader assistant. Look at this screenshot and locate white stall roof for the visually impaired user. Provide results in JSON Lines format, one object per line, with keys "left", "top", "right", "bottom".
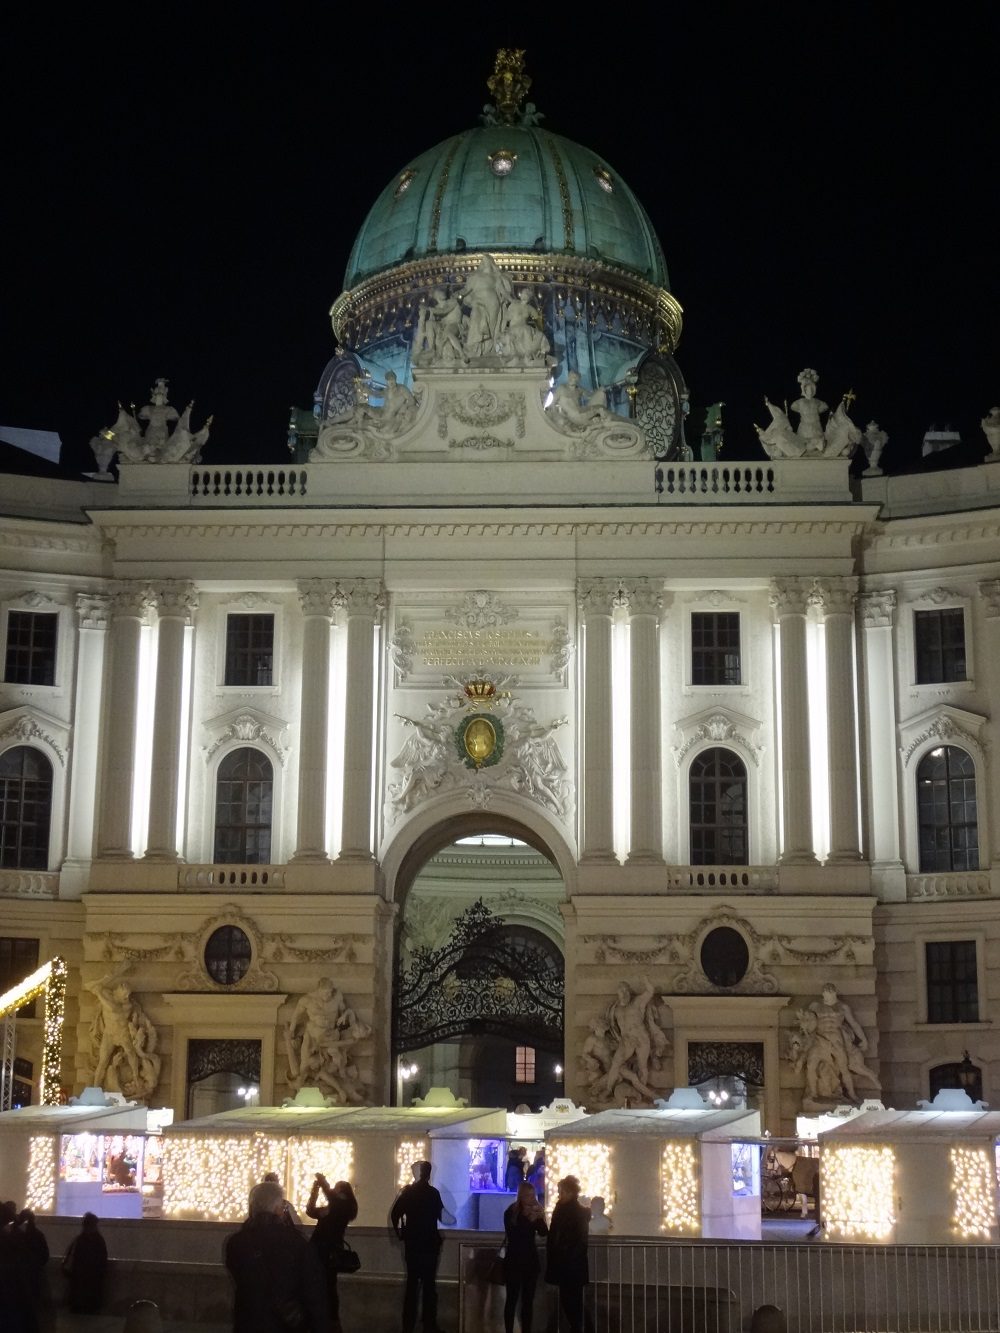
{"left": 0, "top": 1103, "right": 150, "bottom": 1133}
{"left": 819, "top": 1108, "right": 1000, "bottom": 1143}
{"left": 546, "top": 1107, "right": 761, "bottom": 1140}
{"left": 167, "top": 1104, "right": 506, "bottom": 1135}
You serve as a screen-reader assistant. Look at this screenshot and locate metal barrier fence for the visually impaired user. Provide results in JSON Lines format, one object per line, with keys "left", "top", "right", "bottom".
{"left": 459, "top": 1239, "right": 1000, "bottom": 1332}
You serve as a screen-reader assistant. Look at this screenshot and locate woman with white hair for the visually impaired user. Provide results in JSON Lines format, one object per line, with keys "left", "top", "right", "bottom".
{"left": 225, "top": 1180, "right": 326, "bottom": 1332}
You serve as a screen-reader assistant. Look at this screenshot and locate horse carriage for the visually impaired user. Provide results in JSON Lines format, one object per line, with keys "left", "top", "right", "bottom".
{"left": 761, "top": 1142, "right": 818, "bottom": 1217}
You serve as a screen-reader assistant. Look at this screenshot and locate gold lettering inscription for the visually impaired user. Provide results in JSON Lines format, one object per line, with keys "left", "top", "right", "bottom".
{"left": 418, "top": 628, "right": 552, "bottom": 668}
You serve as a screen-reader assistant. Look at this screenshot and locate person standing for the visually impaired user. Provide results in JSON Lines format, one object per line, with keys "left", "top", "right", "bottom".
{"left": 225, "top": 1180, "right": 326, "bottom": 1333}
{"left": 390, "top": 1160, "right": 454, "bottom": 1333}
{"left": 62, "top": 1212, "right": 108, "bottom": 1314}
{"left": 306, "top": 1174, "right": 358, "bottom": 1332}
{"left": 545, "top": 1177, "right": 590, "bottom": 1333}
{"left": 503, "top": 1181, "right": 547, "bottom": 1333}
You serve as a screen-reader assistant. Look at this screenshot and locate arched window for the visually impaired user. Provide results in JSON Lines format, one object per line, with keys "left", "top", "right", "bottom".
{"left": 690, "top": 747, "right": 748, "bottom": 865}
{"left": 214, "top": 748, "right": 273, "bottom": 864}
{"left": 917, "top": 746, "right": 979, "bottom": 872}
{"left": 0, "top": 746, "right": 52, "bottom": 869}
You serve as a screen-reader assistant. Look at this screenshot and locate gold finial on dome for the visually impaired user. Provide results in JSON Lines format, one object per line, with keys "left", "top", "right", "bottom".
{"left": 487, "top": 49, "right": 531, "bottom": 125}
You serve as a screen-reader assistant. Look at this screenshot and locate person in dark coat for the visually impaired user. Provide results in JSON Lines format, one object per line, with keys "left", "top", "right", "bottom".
{"left": 0, "top": 1201, "right": 35, "bottom": 1333}
{"left": 63, "top": 1212, "right": 108, "bottom": 1314}
{"left": 545, "top": 1176, "right": 590, "bottom": 1333}
{"left": 390, "top": 1160, "right": 454, "bottom": 1333}
{"left": 225, "top": 1180, "right": 327, "bottom": 1333}
{"left": 504, "top": 1148, "right": 525, "bottom": 1193}
{"left": 503, "top": 1181, "right": 548, "bottom": 1333}
{"left": 306, "top": 1173, "right": 358, "bottom": 1332}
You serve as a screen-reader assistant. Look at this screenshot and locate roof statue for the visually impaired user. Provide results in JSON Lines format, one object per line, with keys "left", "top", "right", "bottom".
{"left": 862, "top": 420, "right": 888, "bottom": 475}
{"left": 484, "top": 48, "right": 535, "bottom": 126}
{"left": 982, "top": 405, "right": 1000, "bottom": 460}
{"left": 89, "top": 378, "right": 211, "bottom": 472}
{"left": 756, "top": 368, "right": 863, "bottom": 460}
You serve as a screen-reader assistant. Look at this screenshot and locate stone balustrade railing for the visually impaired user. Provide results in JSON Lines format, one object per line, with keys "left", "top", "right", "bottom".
{"left": 665, "top": 866, "right": 779, "bottom": 892}
{"left": 177, "top": 865, "right": 285, "bottom": 890}
{"left": 907, "top": 871, "right": 993, "bottom": 900}
{"left": 0, "top": 869, "right": 59, "bottom": 899}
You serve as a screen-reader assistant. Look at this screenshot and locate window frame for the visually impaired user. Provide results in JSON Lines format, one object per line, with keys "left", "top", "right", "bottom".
{"left": 690, "top": 611, "right": 743, "bottom": 687}
{"left": 0, "top": 745, "right": 55, "bottom": 871}
{"left": 915, "top": 744, "right": 980, "bottom": 873}
{"left": 914, "top": 606, "right": 968, "bottom": 685}
{"left": 685, "top": 744, "right": 751, "bottom": 867}
{"left": 0, "top": 594, "right": 70, "bottom": 698}
{"left": 222, "top": 612, "right": 276, "bottom": 689}
{"left": 901, "top": 590, "right": 974, "bottom": 693}
{"left": 3, "top": 610, "right": 59, "bottom": 687}
{"left": 212, "top": 745, "right": 275, "bottom": 865}
{"left": 915, "top": 932, "right": 986, "bottom": 1027}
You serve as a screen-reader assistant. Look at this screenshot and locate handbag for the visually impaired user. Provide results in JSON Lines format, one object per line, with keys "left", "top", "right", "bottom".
{"left": 487, "top": 1244, "right": 506, "bottom": 1285}
{"left": 332, "top": 1241, "right": 361, "bottom": 1274}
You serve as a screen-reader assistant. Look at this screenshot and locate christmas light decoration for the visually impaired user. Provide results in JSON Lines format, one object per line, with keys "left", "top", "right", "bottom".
{"left": 397, "top": 1139, "right": 428, "bottom": 1188}
{"left": 0, "top": 955, "right": 67, "bottom": 1105}
{"left": 822, "top": 1145, "right": 896, "bottom": 1240}
{"left": 950, "top": 1146, "right": 997, "bottom": 1239}
{"left": 163, "top": 1133, "right": 257, "bottom": 1220}
{"left": 546, "top": 1140, "right": 613, "bottom": 1215}
{"left": 287, "top": 1137, "right": 354, "bottom": 1212}
{"left": 660, "top": 1140, "right": 700, "bottom": 1233}
{"left": 26, "top": 1135, "right": 56, "bottom": 1212}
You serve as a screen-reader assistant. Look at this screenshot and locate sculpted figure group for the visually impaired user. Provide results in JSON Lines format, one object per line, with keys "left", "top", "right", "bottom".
{"left": 88, "top": 377, "right": 211, "bottom": 472}
{"left": 581, "top": 978, "right": 671, "bottom": 1104}
{"left": 86, "top": 968, "right": 161, "bottom": 1100}
{"left": 413, "top": 256, "right": 551, "bottom": 367}
{"left": 789, "top": 982, "right": 880, "bottom": 1109}
{"left": 756, "top": 368, "right": 862, "bottom": 460}
{"left": 284, "top": 977, "right": 372, "bottom": 1104}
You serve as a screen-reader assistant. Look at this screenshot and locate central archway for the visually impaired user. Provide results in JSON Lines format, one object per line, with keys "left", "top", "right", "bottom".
{"left": 387, "top": 812, "right": 567, "bottom": 1109}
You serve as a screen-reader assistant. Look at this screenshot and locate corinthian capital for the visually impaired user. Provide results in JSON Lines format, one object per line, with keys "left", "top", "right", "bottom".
{"left": 152, "top": 581, "right": 199, "bottom": 621}
{"left": 576, "top": 577, "right": 625, "bottom": 618}
{"left": 769, "top": 578, "right": 812, "bottom": 619}
{"left": 340, "top": 578, "right": 387, "bottom": 622}
{"left": 978, "top": 579, "right": 1000, "bottom": 619}
{"left": 297, "top": 579, "right": 340, "bottom": 619}
{"left": 859, "top": 589, "right": 897, "bottom": 628}
{"left": 111, "top": 582, "right": 155, "bottom": 622}
{"left": 76, "top": 592, "right": 112, "bottom": 630}
{"left": 810, "top": 578, "right": 858, "bottom": 618}
{"left": 623, "top": 580, "right": 668, "bottom": 619}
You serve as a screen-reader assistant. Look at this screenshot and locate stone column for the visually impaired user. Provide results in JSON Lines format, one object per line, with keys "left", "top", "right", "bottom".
{"left": 97, "top": 583, "right": 154, "bottom": 858}
{"left": 625, "top": 581, "right": 665, "bottom": 863}
{"left": 292, "top": 579, "right": 339, "bottom": 862}
{"left": 770, "top": 578, "right": 817, "bottom": 864}
{"left": 340, "top": 579, "right": 385, "bottom": 861}
{"left": 144, "top": 582, "right": 198, "bottom": 861}
{"left": 64, "top": 594, "right": 111, "bottom": 874}
{"left": 577, "top": 578, "right": 621, "bottom": 862}
{"left": 814, "top": 578, "right": 861, "bottom": 861}
{"left": 858, "top": 590, "right": 899, "bottom": 864}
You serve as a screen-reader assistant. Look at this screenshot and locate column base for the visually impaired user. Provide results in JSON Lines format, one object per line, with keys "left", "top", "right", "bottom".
{"left": 625, "top": 852, "right": 666, "bottom": 866}
{"left": 778, "top": 851, "right": 820, "bottom": 866}
{"left": 579, "top": 851, "right": 619, "bottom": 865}
{"left": 143, "top": 850, "right": 182, "bottom": 863}
{"left": 825, "top": 851, "right": 863, "bottom": 864}
{"left": 337, "top": 850, "right": 375, "bottom": 864}
{"left": 290, "top": 850, "right": 331, "bottom": 864}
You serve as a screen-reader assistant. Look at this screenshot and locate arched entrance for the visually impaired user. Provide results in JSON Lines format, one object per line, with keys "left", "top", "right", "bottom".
{"left": 390, "top": 820, "right": 566, "bottom": 1108}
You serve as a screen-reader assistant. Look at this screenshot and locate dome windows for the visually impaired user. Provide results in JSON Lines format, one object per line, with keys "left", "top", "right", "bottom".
{"left": 394, "top": 170, "right": 417, "bottom": 200}
{"left": 488, "top": 149, "right": 517, "bottom": 177}
{"left": 593, "top": 166, "right": 614, "bottom": 194}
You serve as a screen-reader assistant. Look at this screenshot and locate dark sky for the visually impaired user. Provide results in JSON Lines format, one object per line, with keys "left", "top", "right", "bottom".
{"left": 4, "top": 4, "right": 997, "bottom": 476}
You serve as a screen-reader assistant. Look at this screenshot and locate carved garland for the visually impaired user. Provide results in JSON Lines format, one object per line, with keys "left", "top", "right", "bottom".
{"left": 203, "top": 713, "right": 289, "bottom": 767}
{"left": 0, "top": 714, "right": 68, "bottom": 767}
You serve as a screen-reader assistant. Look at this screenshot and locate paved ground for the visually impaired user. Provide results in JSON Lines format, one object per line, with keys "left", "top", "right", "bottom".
{"left": 52, "top": 1318, "right": 228, "bottom": 1333}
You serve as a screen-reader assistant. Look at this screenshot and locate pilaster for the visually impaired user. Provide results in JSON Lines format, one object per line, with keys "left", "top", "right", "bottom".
{"left": 97, "top": 583, "right": 154, "bottom": 859}
{"left": 624, "top": 581, "right": 666, "bottom": 864}
{"left": 144, "top": 583, "right": 198, "bottom": 861}
{"left": 770, "top": 578, "right": 817, "bottom": 864}
{"left": 63, "top": 593, "right": 111, "bottom": 893}
{"left": 813, "top": 578, "right": 861, "bottom": 862}
{"left": 291, "top": 579, "right": 340, "bottom": 862}
{"left": 339, "top": 579, "right": 385, "bottom": 862}
{"left": 577, "top": 578, "right": 623, "bottom": 862}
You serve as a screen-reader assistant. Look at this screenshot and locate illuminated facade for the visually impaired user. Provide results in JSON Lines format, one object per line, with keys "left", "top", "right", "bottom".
{"left": 2, "top": 52, "right": 999, "bottom": 1132}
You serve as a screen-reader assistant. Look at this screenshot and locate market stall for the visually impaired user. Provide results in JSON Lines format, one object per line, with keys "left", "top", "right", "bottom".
{"left": 544, "top": 1106, "right": 762, "bottom": 1239}
{"left": 0, "top": 1099, "right": 169, "bottom": 1218}
{"left": 819, "top": 1105, "right": 1000, "bottom": 1244}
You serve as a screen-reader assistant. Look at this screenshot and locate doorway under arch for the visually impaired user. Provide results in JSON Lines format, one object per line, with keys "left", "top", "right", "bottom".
{"left": 392, "top": 827, "right": 566, "bottom": 1109}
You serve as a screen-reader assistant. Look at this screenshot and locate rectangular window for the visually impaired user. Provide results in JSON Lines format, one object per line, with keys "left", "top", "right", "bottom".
{"left": 0, "top": 936, "right": 40, "bottom": 1018}
{"left": 915, "top": 608, "right": 966, "bottom": 683}
{"left": 515, "top": 1045, "right": 536, "bottom": 1084}
{"left": 224, "top": 614, "right": 274, "bottom": 686}
{"left": 692, "top": 612, "right": 741, "bottom": 686}
{"left": 4, "top": 612, "right": 58, "bottom": 686}
{"left": 925, "top": 940, "right": 979, "bottom": 1023}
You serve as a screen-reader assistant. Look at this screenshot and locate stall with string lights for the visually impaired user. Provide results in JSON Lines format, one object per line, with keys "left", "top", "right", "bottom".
{"left": 0, "top": 956, "right": 67, "bottom": 1110}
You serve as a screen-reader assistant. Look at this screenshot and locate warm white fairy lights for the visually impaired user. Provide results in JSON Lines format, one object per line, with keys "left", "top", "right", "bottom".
{"left": 287, "top": 1137, "right": 354, "bottom": 1211}
{"left": 546, "top": 1140, "right": 613, "bottom": 1215}
{"left": 163, "top": 1133, "right": 257, "bottom": 1220}
{"left": 823, "top": 1145, "right": 896, "bottom": 1241}
{"left": 252, "top": 1133, "right": 289, "bottom": 1187}
{"left": 950, "top": 1146, "right": 997, "bottom": 1239}
{"left": 25, "top": 1135, "right": 56, "bottom": 1212}
{"left": 0, "top": 955, "right": 67, "bottom": 1105}
{"left": 660, "top": 1140, "right": 700, "bottom": 1233}
{"left": 397, "top": 1139, "right": 428, "bottom": 1188}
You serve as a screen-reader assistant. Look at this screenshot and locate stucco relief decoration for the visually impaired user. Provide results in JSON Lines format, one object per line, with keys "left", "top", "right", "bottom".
{"left": 85, "top": 965, "right": 161, "bottom": 1101}
{"left": 312, "top": 371, "right": 422, "bottom": 461}
{"left": 91, "top": 923, "right": 358, "bottom": 968}
{"left": 786, "top": 982, "right": 880, "bottom": 1111}
{"left": 581, "top": 977, "right": 671, "bottom": 1106}
{"left": 203, "top": 710, "right": 289, "bottom": 767}
{"left": 0, "top": 710, "right": 68, "bottom": 766}
{"left": 756, "top": 368, "right": 863, "bottom": 460}
{"left": 284, "top": 977, "right": 371, "bottom": 1104}
{"left": 446, "top": 590, "right": 519, "bottom": 630}
{"left": 76, "top": 593, "right": 112, "bottom": 630}
{"left": 436, "top": 384, "right": 527, "bottom": 450}
{"left": 389, "top": 618, "right": 417, "bottom": 679}
{"left": 0, "top": 871, "right": 58, "bottom": 900}
{"left": 670, "top": 910, "right": 779, "bottom": 994}
{"left": 88, "top": 377, "right": 211, "bottom": 473}
{"left": 388, "top": 678, "right": 571, "bottom": 819}
{"left": 977, "top": 579, "right": 1000, "bottom": 618}
{"left": 859, "top": 589, "right": 896, "bottom": 628}
{"left": 544, "top": 371, "right": 649, "bottom": 459}
{"left": 915, "top": 586, "right": 962, "bottom": 606}
{"left": 673, "top": 708, "right": 763, "bottom": 769}
{"left": 96, "top": 905, "right": 282, "bottom": 991}
{"left": 11, "top": 591, "right": 64, "bottom": 609}
{"left": 900, "top": 705, "right": 986, "bottom": 766}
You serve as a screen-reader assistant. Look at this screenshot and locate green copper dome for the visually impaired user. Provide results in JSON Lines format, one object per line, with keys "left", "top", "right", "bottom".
{"left": 345, "top": 124, "right": 670, "bottom": 290}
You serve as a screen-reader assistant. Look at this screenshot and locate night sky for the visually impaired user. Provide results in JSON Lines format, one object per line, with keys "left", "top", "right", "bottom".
{"left": 4, "top": 5, "right": 997, "bottom": 477}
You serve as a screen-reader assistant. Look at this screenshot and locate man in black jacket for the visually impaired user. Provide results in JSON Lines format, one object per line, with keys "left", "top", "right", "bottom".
{"left": 225, "top": 1180, "right": 327, "bottom": 1332}
{"left": 390, "top": 1160, "right": 454, "bottom": 1333}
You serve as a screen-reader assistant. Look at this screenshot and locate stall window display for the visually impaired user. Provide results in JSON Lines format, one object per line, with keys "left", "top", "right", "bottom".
{"left": 730, "top": 1142, "right": 759, "bottom": 1199}
{"left": 467, "top": 1138, "right": 542, "bottom": 1191}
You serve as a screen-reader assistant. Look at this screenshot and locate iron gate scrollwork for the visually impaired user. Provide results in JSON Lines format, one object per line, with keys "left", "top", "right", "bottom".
{"left": 394, "top": 900, "right": 563, "bottom": 1052}
{"left": 687, "top": 1040, "right": 764, "bottom": 1087}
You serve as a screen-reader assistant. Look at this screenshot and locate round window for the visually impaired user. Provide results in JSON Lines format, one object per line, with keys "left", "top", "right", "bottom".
{"left": 700, "top": 927, "right": 749, "bottom": 988}
{"left": 204, "top": 925, "right": 252, "bottom": 986}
